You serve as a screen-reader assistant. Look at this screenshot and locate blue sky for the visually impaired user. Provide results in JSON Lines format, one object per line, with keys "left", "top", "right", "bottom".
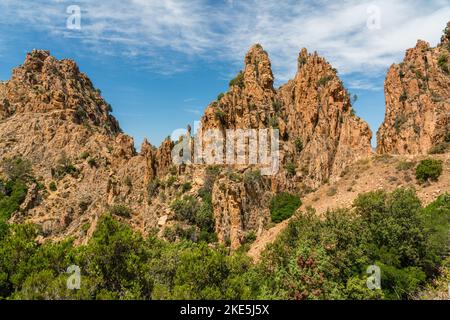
{"left": 0, "top": 0, "right": 448, "bottom": 148}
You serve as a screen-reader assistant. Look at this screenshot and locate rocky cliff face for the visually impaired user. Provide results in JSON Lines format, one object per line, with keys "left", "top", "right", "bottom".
{"left": 0, "top": 50, "right": 120, "bottom": 134}
{"left": 0, "top": 50, "right": 176, "bottom": 242}
{"left": 201, "top": 45, "right": 373, "bottom": 188}
{"left": 202, "top": 44, "right": 277, "bottom": 131}
{"left": 278, "top": 48, "right": 373, "bottom": 188}
{"left": 200, "top": 45, "right": 373, "bottom": 248}
{"left": 212, "top": 169, "right": 272, "bottom": 250}
{"left": 2, "top": 23, "right": 447, "bottom": 250}
{"left": 377, "top": 22, "right": 450, "bottom": 154}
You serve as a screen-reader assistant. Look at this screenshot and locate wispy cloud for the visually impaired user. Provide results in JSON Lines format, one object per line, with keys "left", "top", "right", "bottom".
{"left": 0, "top": 0, "right": 448, "bottom": 88}
{"left": 184, "top": 108, "right": 202, "bottom": 115}
{"left": 347, "top": 78, "right": 383, "bottom": 91}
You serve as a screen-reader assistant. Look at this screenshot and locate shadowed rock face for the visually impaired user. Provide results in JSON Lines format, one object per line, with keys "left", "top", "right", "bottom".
{"left": 377, "top": 22, "right": 450, "bottom": 155}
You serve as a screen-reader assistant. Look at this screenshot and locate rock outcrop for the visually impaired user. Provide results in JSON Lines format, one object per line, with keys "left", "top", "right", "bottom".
{"left": 2, "top": 22, "right": 447, "bottom": 251}
{"left": 202, "top": 44, "right": 277, "bottom": 131}
{"left": 278, "top": 48, "right": 373, "bottom": 188}
{"left": 377, "top": 22, "right": 450, "bottom": 154}
{"left": 212, "top": 169, "right": 272, "bottom": 250}
{"left": 200, "top": 45, "right": 373, "bottom": 248}
{"left": 141, "top": 137, "right": 174, "bottom": 185}
{"left": 0, "top": 50, "right": 172, "bottom": 241}
{"left": 0, "top": 50, "right": 120, "bottom": 134}
{"left": 201, "top": 45, "right": 373, "bottom": 188}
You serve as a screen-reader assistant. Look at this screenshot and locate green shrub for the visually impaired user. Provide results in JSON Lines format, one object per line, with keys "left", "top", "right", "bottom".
{"left": 166, "top": 175, "right": 177, "bottom": 188}
{"left": 416, "top": 159, "right": 443, "bottom": 183}
{"left": 80, "top": 151, "right": 90, "bottom": 160}
{"left": 169, "top": 165, "right": 178, "bottom": 176}
{"left": 124, "top": 176, "right": 133, "bottom": 187}
{"left": 181, "top": 182, "right": 192, "bottom": 193}
{"left": 198, "top": 166, "right": 220, "bottom": 198}
{"left": 0, "top": 188, "right": 448, "bottom": 300}
{"left": 0, "top": 180, "right": 27, "bottom": 221}
{"left": 294, "top": 138, "right": 303, "bottom": 153}
{"left": 445, "top": 131, "right": 450, "bottom": 143}
{"left": 87, "top": 157, "right": 97, "bottom": 168}
{"left": 226, "top": 171, "right": 242, "bottom": 183}
{"left": 285, "top": 162, "right": 296, "bottom": 177}
{"left": 298, "top": 56, "right": 307, "bottom": 67}
{"left": 394, "top": 114, "right": 407, "bottom": 133}
{"left": 326, "top": 187, "right": 337, "bottom": 197}
{"left": 52, "top": 153, "right": 78, "bottom": 179}
{"left": 438, "top": 53, "right": 449, "bottom": 74}
{"left": 242, "top": 231, "right": 257, "bottom": 245}
{"left": 270, "top": 192, "right": 302, "bottom": 223}
{"left": 269, "top": 116, "right": 278, "bottom": 129}
{"left": 79, "top": 198, "right": 91, "bottom": 212}
{"left": 317, "top": 75, "right": 333, "bottom": 87}
{"left": 217, "top": 93, "right": 225, "bottom": 101}
{"left": 147, "top": 179, "right": 160, "bottom": 198}
{"left": 420, "top": 193, "right": 450, "bottom": 273}
{"left": 215, "top": 109, "right": 226, "bottom": 123}
{"left": 272, "top": 100, "right": 282, "bottom": 113}
{"left": 48, "top": 181, "right": 57, "bottom": 192}
{"left": 195, "top": 198, "right": 215, "bottom": 235}
{"left": 109, "top": 204, "right": 132, "bottom": 218}
{"left": 170, "top": 196, "right": 200, "bottom": 223}
{"left": 81, "top": 222, "right": 90, "bottom": 234}
{"left": 243, "top": 169, "right": 261, "bottom": 185}
{"left": 229, "top": 71, "right": 245, "bottom": 88}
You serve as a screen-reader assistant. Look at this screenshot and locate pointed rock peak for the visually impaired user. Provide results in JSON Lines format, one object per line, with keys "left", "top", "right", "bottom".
{"left": 296, "top": 47, "right": 329, "bottom": 71}
{"left": 19, "top": 49, "right": 81, "bottom": 78}
{"left": 27, "top": 49, "right": 51, "bottom": 60}
{"left": 298, "top": 48, "right": 309, "bottom": 68}
{"left": 242, "top": 44, "right": 274, "bottom": 90}
{"left": 414, "top": 39, "right": 430, "bottom": 50}
{"left": 22, "top": 49, "right": 51, "bottom": 72}
{"left": 141, "top": 138, "right": 151, "bottom": 151}
{"left": 245, "top": 44, "right": 267, "bottom": 60}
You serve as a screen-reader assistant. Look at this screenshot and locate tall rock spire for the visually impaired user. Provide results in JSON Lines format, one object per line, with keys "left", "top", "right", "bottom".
{"left": 377, "top": 21, "right": 450, "bottom": 155}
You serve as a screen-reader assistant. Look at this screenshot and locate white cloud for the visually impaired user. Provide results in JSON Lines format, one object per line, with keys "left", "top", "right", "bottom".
{"left": 184, "top": 108, "right": 202, "bottom": 115}
{"left": 0, "top": 0, "right": 448, "bottom": 88}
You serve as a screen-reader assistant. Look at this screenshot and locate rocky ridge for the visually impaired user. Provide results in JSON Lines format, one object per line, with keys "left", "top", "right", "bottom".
{"left": 0, "top": 22, "right": 448, "bottom": 251}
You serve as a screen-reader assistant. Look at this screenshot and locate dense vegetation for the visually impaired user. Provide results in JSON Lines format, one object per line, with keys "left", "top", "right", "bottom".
{"left": 269, "top": 193, "right": 302, "bottom": 223}
{"left": 259, "top": 190, "right": 449, "bottom": 299}
{"left": 415, "top": 159, "right": 443, "bottom": 183}
{"left": 0, "top": 186, "right": 448, "bottom": 300}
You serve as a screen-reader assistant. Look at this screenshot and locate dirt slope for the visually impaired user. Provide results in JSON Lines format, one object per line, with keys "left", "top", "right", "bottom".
{"left": 248, "top": 153, "right": 450, "bottom": 261}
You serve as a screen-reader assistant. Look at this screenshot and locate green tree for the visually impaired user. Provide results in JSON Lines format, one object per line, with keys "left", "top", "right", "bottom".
{"left": 270, "top": 193, "right": 301, "bottom": 223}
